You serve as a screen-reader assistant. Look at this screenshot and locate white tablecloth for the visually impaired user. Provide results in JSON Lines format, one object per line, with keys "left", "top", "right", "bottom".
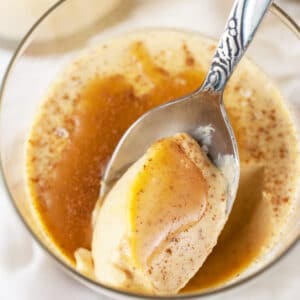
{"left": 1, "top": 1, "right": 300, "bottom": 299}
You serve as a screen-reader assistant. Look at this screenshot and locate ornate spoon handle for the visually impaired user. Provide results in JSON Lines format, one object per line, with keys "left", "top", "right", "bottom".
{"left": 201, "top": 0, "right": 272, "bottom": 92}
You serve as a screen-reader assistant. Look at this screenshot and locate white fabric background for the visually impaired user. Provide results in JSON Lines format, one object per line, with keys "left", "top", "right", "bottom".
{"left": 0, "top": 1, "right": 300, "bottom": 299}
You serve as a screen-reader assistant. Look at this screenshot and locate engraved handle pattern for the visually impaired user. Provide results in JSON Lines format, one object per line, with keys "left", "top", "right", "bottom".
{"left": 201, "top": 0, "right": 272, "bottom": 92}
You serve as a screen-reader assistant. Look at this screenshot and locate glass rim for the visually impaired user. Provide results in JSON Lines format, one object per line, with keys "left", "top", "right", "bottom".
{"left": 0, "top": 1, "right": 300, "bottom": 299}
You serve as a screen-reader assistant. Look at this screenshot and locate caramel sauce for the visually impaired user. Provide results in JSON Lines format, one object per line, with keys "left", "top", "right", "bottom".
{"left": 27, "top": 35, "right": 297, "bottom": 293}
{"left": 183, "top": 165, "right": 269, "bottom": 292}
{"left": 28, "top": 42, "right": 204, "bottom": 261}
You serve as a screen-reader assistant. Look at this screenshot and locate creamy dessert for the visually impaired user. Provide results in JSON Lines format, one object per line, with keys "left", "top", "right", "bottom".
{"left": 26, "top": 30, "right": 299, "bottom": 295}
{"left": 92, "top": 133, "right": 228, "bottom": 294}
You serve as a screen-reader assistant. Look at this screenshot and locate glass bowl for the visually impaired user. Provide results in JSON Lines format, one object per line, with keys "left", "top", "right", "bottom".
{"left": 0, "top": 0, "right": 121, "bottom": 42}
{"left": 0, "top": 0, "right": 300, "bottom": 299}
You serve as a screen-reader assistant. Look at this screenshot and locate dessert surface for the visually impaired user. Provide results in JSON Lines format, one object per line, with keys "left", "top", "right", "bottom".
{"left": 92, "top": 133, "right": 228, "bottom": 294}
{"left": 26, "top": 30, "right": 299, "bottom": 293}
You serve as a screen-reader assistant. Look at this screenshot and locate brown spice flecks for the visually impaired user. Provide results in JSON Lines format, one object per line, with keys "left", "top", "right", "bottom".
{"left": 283, "top": 197, "right": 289, "bottom": 203}
{"left": 166, "top": 248, "right": 172, "bottom": 255}
{"left": 182, "top": 42, "right": 195, "bottom": 66}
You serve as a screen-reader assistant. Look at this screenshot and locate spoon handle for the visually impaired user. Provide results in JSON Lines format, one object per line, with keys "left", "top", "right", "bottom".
{"left": 201, "top": 0, "right": 272, "bottom": 92}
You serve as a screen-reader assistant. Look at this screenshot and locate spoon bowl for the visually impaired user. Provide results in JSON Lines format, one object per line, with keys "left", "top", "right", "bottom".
{"left": 101, "top": 89, "right": 239, "bottom": 213}
{"left": 101, "top": 0, "right": 272, "bottom": 216}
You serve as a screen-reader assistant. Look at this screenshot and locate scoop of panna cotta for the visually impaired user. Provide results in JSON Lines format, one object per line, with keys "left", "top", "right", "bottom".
{"left": 76, "top": 133, "right": 227, "bottom": 295}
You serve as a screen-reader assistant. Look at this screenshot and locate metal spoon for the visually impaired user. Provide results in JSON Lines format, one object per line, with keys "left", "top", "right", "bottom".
{"left": 101, "top": 0, "right": 272, "bottom": 214}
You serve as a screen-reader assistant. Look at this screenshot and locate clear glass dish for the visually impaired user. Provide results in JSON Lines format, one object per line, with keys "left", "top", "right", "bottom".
{"left": 0, "top": 0, "right": 300, "bottom": 299}
{"left": 0, "top": 0, "right": 121, "bottom": 42}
